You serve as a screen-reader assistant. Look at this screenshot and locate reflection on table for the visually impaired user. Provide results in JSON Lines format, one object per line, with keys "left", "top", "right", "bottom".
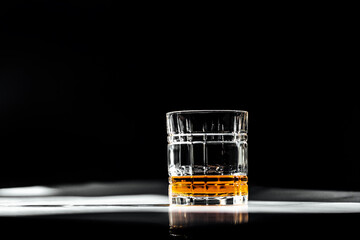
{"left": 169, "top": 205, "right": 248, "bottom": 238}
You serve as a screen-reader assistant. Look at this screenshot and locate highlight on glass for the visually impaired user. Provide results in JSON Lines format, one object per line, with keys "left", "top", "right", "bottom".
{"left": 166, "top": 110, "right": 248, "bottom": 205}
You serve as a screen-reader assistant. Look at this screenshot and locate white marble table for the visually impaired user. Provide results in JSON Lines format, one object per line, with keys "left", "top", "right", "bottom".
{"left": 1, "top": 194, "right": 360, "bottom": 217}
{"left": 1, "top": 182, "right": 359, "bottom": 239}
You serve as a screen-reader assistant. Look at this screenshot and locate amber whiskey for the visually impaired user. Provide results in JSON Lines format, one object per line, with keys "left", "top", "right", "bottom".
{"left": 169, "top": 175, "right": 248, "bottom": 197}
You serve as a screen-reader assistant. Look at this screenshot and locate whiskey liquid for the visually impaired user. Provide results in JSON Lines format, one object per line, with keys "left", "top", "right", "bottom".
{"left": 170, "top": 175, "right": 248, "bottom": 197}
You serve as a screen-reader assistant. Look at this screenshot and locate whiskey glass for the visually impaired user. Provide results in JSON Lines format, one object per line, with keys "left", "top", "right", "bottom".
{"left": 167, "top": 110, "right": 248, "bottom": 205}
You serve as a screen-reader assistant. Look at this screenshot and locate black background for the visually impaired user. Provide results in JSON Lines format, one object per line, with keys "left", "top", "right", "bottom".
{"left": 0, "top": 1, "right": 358, "bottom": 190}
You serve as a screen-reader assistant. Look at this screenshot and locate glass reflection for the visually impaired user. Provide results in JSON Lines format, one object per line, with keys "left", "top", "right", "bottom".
{"left": 169, "top": 205, "right": 248, "bottom": 238}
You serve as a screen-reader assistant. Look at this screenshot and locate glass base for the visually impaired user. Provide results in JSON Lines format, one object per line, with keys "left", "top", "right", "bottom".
{"left": 170, "top": 195, "right": 248, "bottom": 206}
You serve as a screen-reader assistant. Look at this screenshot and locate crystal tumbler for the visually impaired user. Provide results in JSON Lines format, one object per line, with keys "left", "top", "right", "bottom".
{"left": 167, "top": 110, "right": 248, "bottom": 205}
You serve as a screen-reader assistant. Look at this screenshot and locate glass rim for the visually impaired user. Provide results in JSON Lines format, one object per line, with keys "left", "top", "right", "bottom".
{"left": 166, "top": 109, "right": 248, "bottom": 116}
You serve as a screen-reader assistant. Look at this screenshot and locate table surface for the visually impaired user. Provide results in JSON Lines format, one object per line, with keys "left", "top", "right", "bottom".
{"left": 1, "top": 181, "right": 359, "bottom": 239}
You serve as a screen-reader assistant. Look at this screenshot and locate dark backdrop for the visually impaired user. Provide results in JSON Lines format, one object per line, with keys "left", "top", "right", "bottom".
{"left": 0, "top": 1, "right": 358, "bottom": 190}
